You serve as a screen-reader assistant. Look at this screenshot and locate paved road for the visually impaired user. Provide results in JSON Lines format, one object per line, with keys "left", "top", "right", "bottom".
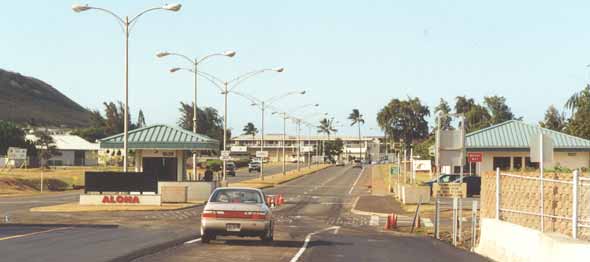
{"left": 227, "top": 163, "right": 299, "bottom": 183}
{"left": 135, "top": 166, "right": 488, "bottom": 262}
{"left": 0, "top": 166, "right": 487, "bottom": 262}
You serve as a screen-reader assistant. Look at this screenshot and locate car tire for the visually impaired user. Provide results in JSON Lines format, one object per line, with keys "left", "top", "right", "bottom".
{"left": 261, "top": 222, "right": 274, "bottom": 242}
{"left": 201, "top": 233, "right": 215, "bottom": 244}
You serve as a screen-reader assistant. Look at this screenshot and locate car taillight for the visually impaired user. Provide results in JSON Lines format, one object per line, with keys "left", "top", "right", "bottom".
{"left": 202, "top": 210, "right": 224, "bottom": 218}
{"left": 244, "top": 211, "right": 268, "bottom": 220}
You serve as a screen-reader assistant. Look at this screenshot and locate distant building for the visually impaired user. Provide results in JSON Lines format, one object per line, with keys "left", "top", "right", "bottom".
{"left": 466, "top": 120, "right": 590, "bottom": 173}
{"left": 26, "top": 134, "right": 99, "bottom": 166}
{"left": 230, "top": 134, "right": 383, "bottom": 162}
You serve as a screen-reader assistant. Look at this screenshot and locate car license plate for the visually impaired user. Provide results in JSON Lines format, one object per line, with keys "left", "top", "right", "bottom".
{"left": 226, "top": 223, "right": 241, "bottom": 232}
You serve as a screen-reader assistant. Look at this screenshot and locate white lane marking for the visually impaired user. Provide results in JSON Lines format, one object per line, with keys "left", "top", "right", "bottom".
{"left": 348, "top": 167, "right": 365, "bottom": 195}
{"left": 290, "top": 226, "right": 340, "bottom": 262}
{"left": 184, "top": 238, "right": 202, "bottom": 244}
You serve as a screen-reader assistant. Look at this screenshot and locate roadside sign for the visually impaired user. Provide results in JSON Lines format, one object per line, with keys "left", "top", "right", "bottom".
{"left": 256, "top": 151, "right": 269, "bottom": 158}
{"left": 412, "top": 160, "right": 431, "bottom": 171}
{"left": 390, "top": 166, "right": 400, "bottom": 176}
{"left": 530, "top": 133, "right": 554, "bottom": 163}
{"left": 219, "top": 155, "right": 233, "bottom": 161}
{"left": 301, "top": 146, "right": 314, "bottom": 153}
{"left": 7, "top": 147, "right": 27, "bottom": 160}
{"left": 433, "top": 183, "right": 467, "bottom": 198}
{"left": 221, "top": 150, "right": 231, "bottom": 157}
{"left": 231, "top": 146, "right": 248, "bottom": 152}
{"left": 467, "top": 152, "right": 483, "bottom": 163}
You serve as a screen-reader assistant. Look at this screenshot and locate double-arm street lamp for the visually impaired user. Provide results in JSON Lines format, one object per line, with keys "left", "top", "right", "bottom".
{"left": 156, "top": 50, "right": 236, "bottom": 180}
{"left": 193, "top": 68, "right": 284, "bottom": 181}
{"left": 287, "top": 103, "right": 320, "bottom": 171}
{"left": 233, "top": 90, "right": 306, "bottom": 180}
{"left": 72, "top": 3, "right": 182, "bottom": 172}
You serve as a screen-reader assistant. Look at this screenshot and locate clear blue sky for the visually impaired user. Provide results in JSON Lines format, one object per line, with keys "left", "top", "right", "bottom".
{"left": 2, "top": 1, "right": 590, "bottom": 136}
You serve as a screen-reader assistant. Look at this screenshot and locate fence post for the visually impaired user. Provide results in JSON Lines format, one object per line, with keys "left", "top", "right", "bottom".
{"left": 471, "top": 200, "right": 478, "bottom": 251}
{"left": 435, "top": 197, "right": 440, "bottom": 239}
{"left": 452, "top": 197, "right": 458, "bottom": 246}
{"left": 496, "top": 167, "right": 500, "bottom": 220}
{"left": 572, "top": 170, "right": 579, "bottom": 240}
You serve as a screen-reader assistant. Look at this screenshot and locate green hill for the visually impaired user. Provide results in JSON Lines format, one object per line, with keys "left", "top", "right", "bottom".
{"left": 0, "top": 69, "right": 92, "bottom": 127}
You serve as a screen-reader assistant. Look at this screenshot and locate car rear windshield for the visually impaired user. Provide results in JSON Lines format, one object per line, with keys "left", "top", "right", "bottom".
{"left": 210, "top": 189, "right": 263, "bottom": 204}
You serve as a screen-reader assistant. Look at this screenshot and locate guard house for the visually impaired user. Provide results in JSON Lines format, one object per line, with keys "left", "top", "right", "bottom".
{"left": 466, "top": 120, "right": 590, "bottom": 173}
{"left": 99, "top": 124, "right": 219, "bottom": 182}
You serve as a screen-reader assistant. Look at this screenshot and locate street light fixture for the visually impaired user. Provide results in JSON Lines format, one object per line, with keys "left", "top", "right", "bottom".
{"left": 72, "top": 3, "right": 181, "bottom": 172}
{"left": 288, "top": 104, "right": 320, "bottom": 171}
{"left": 157, "top": 50, "right": 236, "bottom": 181}
{"left": 190, "top": 68, "right": 285, "bottom": 182}
{"left": 233, "top": 90, "right": 306, "bottom": 180}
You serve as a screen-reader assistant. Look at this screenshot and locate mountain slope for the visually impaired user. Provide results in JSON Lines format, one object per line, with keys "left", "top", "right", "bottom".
{"left": 0, "top": 69, "right": 92, "bottom": 127}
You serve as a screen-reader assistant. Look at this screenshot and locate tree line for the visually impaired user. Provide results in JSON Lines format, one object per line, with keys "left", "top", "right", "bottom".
{"left": 376, "top": 85, "right": 590, "bottom": 159}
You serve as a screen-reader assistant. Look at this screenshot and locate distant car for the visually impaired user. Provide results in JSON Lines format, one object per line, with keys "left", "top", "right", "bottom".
{"left": 201, "top": 187, "right": 273, "bottom": 243}
{"left": 352, "top": 159, "right": 362, "bottom": 168}
{"left": 335, "top": 161, "right": 345, "bottom": 166}
{"left": 225, "top": 162, "right": 236, "bottom": 176}
{"left": 422, "top": 174, "right": 459, "bottom": 195}
{"left": 248, "top": 161, "right": 261, "bottom": 173}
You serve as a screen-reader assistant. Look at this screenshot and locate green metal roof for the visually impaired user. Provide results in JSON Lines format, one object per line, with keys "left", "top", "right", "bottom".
{"left": 466, "top": 120, "right": 590, "bottom": 151}
{"left": 99, "top": 124, "right": 219, "bottom": 151}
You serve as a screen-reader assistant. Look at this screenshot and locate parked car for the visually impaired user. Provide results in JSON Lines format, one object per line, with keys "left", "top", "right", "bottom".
{"left": 201, "top": 187, "right": 273, "bottom": 243}
{"left": 225, "top": 161, "right": 236, "bottom": 176}
{"left": 335, "top": 161, "right": 345, "bottom": 166}
{"left": 352, "top": 159, "right": 362, "bottom": 168}
{"left": 452, "top": 176, "right": 481, "bottom": 197}
{"left": 248, "top": 161, "right": 261, "bottom": 173}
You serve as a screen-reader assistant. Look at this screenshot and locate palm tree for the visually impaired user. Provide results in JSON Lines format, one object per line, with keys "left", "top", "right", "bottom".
{"left": 317, "top": 118, "right": 337, "bottom": 139}
{"left": 242, "top": 122, "right": 258, "bottom": 141}
{"left": 348, "top": 109, "right": 365, "bottom": 161}
{"left": 317, "top": 118, "right": 337, "bottom": 161}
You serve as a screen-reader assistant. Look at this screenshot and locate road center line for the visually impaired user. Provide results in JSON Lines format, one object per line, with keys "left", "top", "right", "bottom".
{"left": 184, "top": 238, "right": 201, "bottom": 244}
{"left": 348, "top": 167, "right": 365, "bottom": 195}
{"left": 290, "top": 226, "right": 340, "bottom": 262}
{"left": 0, "top": 227, "right": 71, "bottom": 241}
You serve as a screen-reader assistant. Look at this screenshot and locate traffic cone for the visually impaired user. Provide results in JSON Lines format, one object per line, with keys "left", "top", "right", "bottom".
{"left": 277, "top": 194, "right": 284, "bottom": 205}
{"left": 384, "top": 214, "right": 391, "bottom": 230}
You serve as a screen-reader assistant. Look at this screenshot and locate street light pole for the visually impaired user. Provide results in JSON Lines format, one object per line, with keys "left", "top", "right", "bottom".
{"left": 73, "top": 3, "right": 182, "bottom": 172}
{"left": 260, "top": 101, "right": 265, "bottom": 180}
{"left": 159, "top": 51, "right": 236, "bottom": 180}
{"left": 282, "top": 115, "right": 287, "bottom": 174}
{"left": 223, "top": 82, "right": 229, "bottom": 182}
{"left": 193, "top": 68, "right": 284, "bottom": 182}
{"left": 297, "top": 119, "right": 301, "bottom": 172}
{"left": 123, "top": 15, "right": 129, "bottom": 172}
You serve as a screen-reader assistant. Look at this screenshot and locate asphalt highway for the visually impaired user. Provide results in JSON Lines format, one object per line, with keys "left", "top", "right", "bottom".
{"left": 135, "top": 166, "right": 488, "bottom": 262}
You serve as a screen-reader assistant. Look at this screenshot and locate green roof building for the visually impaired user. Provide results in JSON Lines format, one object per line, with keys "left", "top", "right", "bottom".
{"left": 466, "top": 120, "right": 590, "bottom": 173}
{"left": 99, "top": 124, "right": 219, "bottom": 181}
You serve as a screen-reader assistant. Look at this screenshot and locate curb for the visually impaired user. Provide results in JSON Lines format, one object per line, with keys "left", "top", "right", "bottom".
{"left": 109, "top": 234, "right": 198, "bottom": 262}
{"left": 29, "top": 202, "right": 205, "bottom": 213}
{"left": 0, "top": 223, "right": 119, "bottom": 229}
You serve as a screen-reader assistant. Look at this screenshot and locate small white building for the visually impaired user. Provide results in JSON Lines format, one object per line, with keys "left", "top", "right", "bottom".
{"left": 466, "top": 120, "right": 590, "bottom": 174}
{"left": 26, "top": 134, "right": 99, "bottom": 166}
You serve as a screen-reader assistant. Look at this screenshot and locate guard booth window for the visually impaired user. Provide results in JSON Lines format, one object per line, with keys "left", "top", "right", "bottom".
{"left": 525, "top": 157, "right": 539, "bottom": 169}
{"left": 493, "top": 157, "right": 511, "bottom": 171}
{"left": 513, "top": 157, "right": 523, "bottom": 170}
